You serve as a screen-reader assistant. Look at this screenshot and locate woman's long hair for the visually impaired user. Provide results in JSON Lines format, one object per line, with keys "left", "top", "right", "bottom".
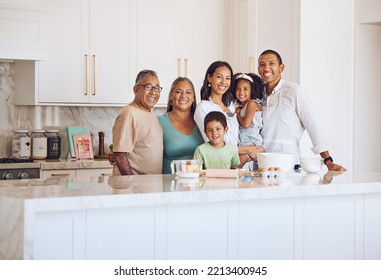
{"left": 200, "top": 61, "right": 234, "bottom": 107}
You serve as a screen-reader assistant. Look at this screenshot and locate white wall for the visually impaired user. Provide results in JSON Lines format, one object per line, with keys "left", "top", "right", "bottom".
{"left": 354, "top": 23, "right": 381, "bottom": 172}
{"left": 299, "top": 0, "right": 354, "bottom": 170}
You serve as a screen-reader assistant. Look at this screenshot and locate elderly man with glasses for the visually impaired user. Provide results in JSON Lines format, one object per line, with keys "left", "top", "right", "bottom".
{"left": 111, "top": 69, "right": 163, "bottom": 175}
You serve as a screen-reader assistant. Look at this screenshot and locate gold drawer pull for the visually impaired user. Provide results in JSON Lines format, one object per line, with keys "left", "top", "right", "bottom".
{"left": 84, "top": 54, "right": 89, "bottom": 95}
{"left": 92, "top": 54, "right": 96, "bottom": 95}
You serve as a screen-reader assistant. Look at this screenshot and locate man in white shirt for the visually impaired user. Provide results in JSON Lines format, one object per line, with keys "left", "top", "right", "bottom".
{"left": 258, "top": 49, "right": 346, "bottom": 171}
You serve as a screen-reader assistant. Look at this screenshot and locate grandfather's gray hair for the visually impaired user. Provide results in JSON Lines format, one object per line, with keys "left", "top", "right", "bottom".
{"left": 135, "top": 70, "right": 158, "bottom": 84}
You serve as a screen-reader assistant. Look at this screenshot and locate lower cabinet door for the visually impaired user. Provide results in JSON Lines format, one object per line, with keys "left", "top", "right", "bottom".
{"left": 303, "top": 195, "right": 359, "bottom": 260}
{"left": 238, "top": 199, "right": 297, "bottom": 260}
{"left": 166, "top": 202, "right": 237, "bottom": 259}
{"left": 85, "top": 206, "right": 165, "bottom": 260}
{"left": 33, "top": 210, "right": 86, "bottom": 259}
{"left": 363, "top": 193, "right": 381, "bottom": 259}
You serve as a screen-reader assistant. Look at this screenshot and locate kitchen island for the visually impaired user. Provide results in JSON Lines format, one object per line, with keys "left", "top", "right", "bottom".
{"left": 1, "top": 171, "right": 381, "bottom": 260}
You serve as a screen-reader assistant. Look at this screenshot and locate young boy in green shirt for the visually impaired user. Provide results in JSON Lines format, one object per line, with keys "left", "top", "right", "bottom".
{"left": 193, "top": 111, "right": 241, "bottom": 169}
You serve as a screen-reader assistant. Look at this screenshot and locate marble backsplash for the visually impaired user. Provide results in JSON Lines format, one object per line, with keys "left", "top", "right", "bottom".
{"left": 0, "top": 62, "right": 165, "bottom": 158}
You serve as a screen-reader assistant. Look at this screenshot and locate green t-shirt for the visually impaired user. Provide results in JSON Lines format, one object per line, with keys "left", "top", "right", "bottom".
{"left": 193, "top": 142, "right": 240, "bottom": 169}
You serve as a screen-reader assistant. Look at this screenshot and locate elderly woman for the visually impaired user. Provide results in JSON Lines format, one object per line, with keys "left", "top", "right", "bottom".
{"left": 158, "top": 77, "right": 204, "bottom": 174}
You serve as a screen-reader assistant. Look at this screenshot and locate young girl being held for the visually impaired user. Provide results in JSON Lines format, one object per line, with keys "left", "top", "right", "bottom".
{"left": 233, "top": 73, "right": 265, "bottom": 169}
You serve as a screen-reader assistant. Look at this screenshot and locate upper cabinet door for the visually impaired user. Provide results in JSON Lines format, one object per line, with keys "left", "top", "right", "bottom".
{"left": 38, "top": 0, "right": 132, "bottom": 105}
{"left": 14, "top": 0, "right": 226, "bottom": 106}
{"left": 0, "top": 0, "right": 47, "bottom": 60}
{"left": 180, "top": 0, "right": 225, "bottom": 101}
{"left": 88, "top": 0, "right": 132, "bottom": 105}
{"left": 38, "top": 0, "right": 89, "bottom": 104}
{"left": 131, "top": 0, "right": 177, "bottom": 106}
{"left": 131, "top": 0, "right": 225, "bottom": 106}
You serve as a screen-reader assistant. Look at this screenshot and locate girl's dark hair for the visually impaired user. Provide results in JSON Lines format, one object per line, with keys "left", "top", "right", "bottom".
{"left": 166, "top": 77, "right": 197, "bottom": 114}
{"left": 200, "top": 61, "right": 234, "bottom": 107}
{"left": 259, "top": 49, "right": 283, "bottom": 65}
{"left": 203, "top": 111, "right": 227, "bottom": 131}
{"left": 232, "top": 73, "right": 265, "bottom": 104}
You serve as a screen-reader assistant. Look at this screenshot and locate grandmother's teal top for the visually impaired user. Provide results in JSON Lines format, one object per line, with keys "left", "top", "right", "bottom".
{"left": 158, "top": 113, "right": 204, "bottom": 174}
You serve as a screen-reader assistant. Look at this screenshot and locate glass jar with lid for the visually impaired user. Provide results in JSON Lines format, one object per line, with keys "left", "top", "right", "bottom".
{"left": 46, "top": 129, "right": 61, "bottom": 159}
{"left": 31, "top": 129, "right": 47, "bottom": 160}
{"left": 12, "top": 130, "right": 31, "bottom": 159}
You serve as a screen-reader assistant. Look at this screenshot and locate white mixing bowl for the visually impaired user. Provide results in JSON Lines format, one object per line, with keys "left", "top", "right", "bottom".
{"left": 257, "top": 153, "right": 294, "bottom": 172}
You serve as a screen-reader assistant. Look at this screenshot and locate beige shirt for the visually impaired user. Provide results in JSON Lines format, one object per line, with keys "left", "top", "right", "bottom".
{"left": 112, "top": 105, "right": 163, "bottom": 175}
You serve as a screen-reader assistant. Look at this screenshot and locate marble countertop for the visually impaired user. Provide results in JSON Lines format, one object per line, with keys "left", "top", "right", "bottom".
{"left": 1, "top": 171, "right": 381, "bottom": 210}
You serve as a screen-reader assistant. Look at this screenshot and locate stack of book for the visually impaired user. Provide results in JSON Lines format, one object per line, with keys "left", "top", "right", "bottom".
{"left": 66, "top": 126, "right": 94, "bottom": 159}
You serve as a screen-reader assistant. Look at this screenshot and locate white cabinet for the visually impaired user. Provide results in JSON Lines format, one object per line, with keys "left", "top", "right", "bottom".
{"left": 0, "top": 1, "right": 47, "bottom": 60}
{"left": 166, "top": 202, "right": 237, "bottom": 259}
{"left": 41, "top": 168, "right": 112, "bottom": 179}
{"left": 86, "top": 206, "right": 166, "bottom": 260}
{"left": 226, "top": 0, "right": 300, "bottom": 82}
{"left": 75, "top": 168, "right": 112, "bottom": 177}
{"left": 132, "top": 0, "right": 225, "bottom": 106}
{"left": 14, "top": 0, "right": 226, "bottom": 106}
{"left": 25, "top": 191, "right": 381, "bottom": 260}
{"left": 34, "top": 210, "right": 86, "bottom": 260}
{"left": 238, "top": 198, "right": 297, "bottom": 259}
{"left": 38, "top": 0, "right": 132, "bottom": 105}
{"left": 179, "top": 0, "right": 225, "bottom": 103}
{"left": 15, "top": 0, "right": 132, "bottom": 105}
{"left": 303, "top": 195, "right": 359, "bottom": 260}
{"left": 40, "top": 169, "right": 76, "bottom": 178}
{"left": 363, "top": 193, "right": 381, "bottom": 259}
{"left": 131, "top": 0, "right": 177, "bottom": 106}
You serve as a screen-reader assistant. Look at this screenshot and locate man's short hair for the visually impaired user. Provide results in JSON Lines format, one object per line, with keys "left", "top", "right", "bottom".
{"left": 135, "top": 70, "right": 158, "bottom": 84}
{"left": 259, "top": 49, "right": 283, "bottom": 65}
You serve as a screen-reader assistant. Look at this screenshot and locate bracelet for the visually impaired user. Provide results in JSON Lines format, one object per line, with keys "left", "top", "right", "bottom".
{"left": 324, "top": 156, "right": 333, "bottom": 165}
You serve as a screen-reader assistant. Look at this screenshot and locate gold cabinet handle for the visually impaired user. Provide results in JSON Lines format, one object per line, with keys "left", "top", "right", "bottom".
{"left": 51, "top": 173, "right": 70, "bottom": 177}
{"left": 92, "top": 54, "right": 96, "bottom": 95}
{"left": 184, "top": 58, "right": 188, "bottom": 77}
{"left": 248, "top": 56, "right": 253, "bottom": 72}
{"left": 84, "top": 54, "right": 89, "bottom": 95}
{"left": 177, "top": 58, "right": 181, "bottom": 77}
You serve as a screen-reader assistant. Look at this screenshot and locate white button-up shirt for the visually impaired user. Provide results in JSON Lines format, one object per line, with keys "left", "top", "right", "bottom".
{"left": 261, "top": 79, "right": 329, "bottom": 163}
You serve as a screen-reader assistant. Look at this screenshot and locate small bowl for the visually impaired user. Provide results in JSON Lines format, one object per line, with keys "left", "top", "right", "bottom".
{"left": 300, "top": 158, "right": 323, "bottom": 173}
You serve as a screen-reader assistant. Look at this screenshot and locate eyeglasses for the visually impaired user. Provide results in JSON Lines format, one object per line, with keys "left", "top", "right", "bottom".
{"left": 137, "top": 83, "right": 163, "bottom": 93}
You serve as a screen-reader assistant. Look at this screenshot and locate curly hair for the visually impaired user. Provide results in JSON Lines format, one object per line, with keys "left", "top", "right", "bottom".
{"left": 231, "top": 72, "right": 265, "bottom": 104}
